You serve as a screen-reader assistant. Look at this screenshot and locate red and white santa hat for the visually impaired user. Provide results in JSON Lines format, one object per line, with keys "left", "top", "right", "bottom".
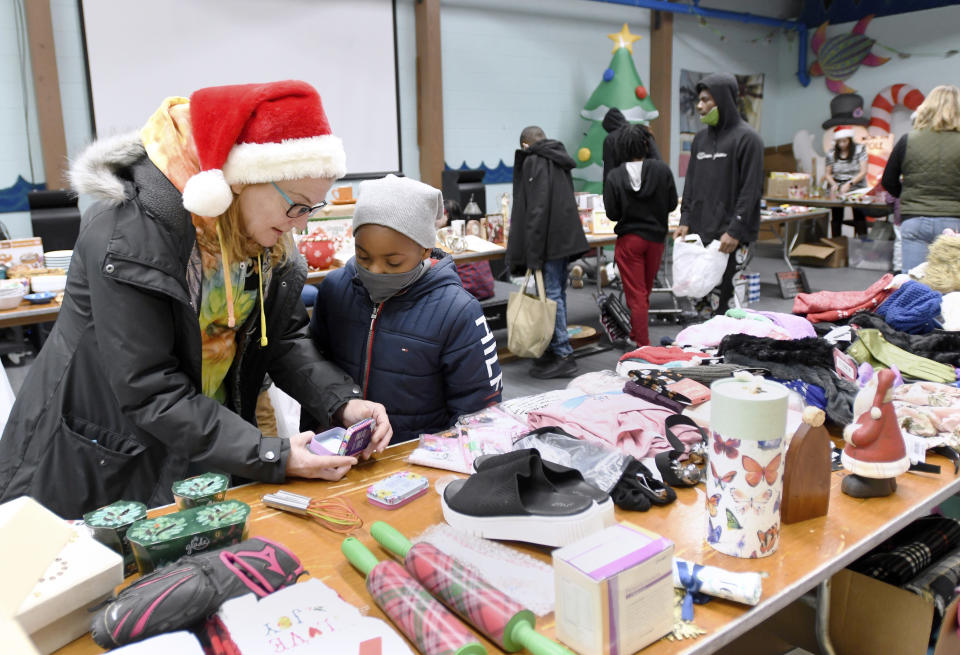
{"left": 182, "top": 80, "right": 346, "bottom": 217}
{"left": 832, "top": 126, "right": 855, "bottom": 140}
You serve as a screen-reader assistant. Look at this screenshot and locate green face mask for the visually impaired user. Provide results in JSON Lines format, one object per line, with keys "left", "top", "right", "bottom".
{"left": 700, "top": 106, "right": 719, "bottom": 126}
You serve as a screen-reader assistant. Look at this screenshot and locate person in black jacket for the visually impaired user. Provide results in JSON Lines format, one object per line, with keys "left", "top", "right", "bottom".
{"left": 505, "top": 126, "right": 589, "bottom": 379}
{"left": 601, "top": 107, "right": 662, "bottom": 187}
{"left": 673, "top": 73, "right": 763, "bottom": 313}
{"left": 0, "top": 81, "right": 392, "bottom": 518}
{"left": 604, "top": 125, "right": 678, "bottom": 346}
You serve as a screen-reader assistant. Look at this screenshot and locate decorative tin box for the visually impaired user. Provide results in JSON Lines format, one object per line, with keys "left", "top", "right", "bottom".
{"left": 126, "top": 500, "right": 250, "bottom": 574}
{"left": 83, "top": 500, "right": 147, "bottom": 577}
{"left": 171, "top": 472, "right": 230, "bottom": 509}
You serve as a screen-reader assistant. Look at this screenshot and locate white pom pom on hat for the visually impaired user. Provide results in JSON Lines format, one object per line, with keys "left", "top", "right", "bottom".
{"left": 182, "top": 80, "right": 347, "bottom": 217}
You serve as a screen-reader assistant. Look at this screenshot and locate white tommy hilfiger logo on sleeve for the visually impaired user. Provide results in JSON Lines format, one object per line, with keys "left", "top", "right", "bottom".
{"left": 475, "top": 315, "right": 503, "bottom": 390}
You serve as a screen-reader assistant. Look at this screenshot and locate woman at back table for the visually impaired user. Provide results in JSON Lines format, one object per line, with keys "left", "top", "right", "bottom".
{"left": 882, "top": 84, "right": 960, "bottom": 271}
{"left": 0, "top": 81, "right": 391, "bottom": 518}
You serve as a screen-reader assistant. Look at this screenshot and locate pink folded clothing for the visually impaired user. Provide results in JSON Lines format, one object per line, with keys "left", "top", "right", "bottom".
{"left": 675, "top": 315, "right": 791, "bottom": 349}
{"left": 793, "top": 274, "right": 894, "bottom": 318}
{"left": 805, "top": 292, "right": 895, "bottom": 323}
{"left": 526, "top": 391, "right": 702, "bottom": 460}
{"left": 618, "top": 346, "right": 704, "bottom": 365}
{"left": 745, "top": 309, "right": 816, "bottom": 339}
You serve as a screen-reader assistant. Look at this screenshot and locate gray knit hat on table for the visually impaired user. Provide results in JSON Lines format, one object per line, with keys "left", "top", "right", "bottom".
{"left": 352, "top": 174, "right": 441, "bottom": 249}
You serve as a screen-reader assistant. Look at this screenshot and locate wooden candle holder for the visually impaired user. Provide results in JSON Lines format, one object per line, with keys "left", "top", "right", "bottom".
{"left": 780, "top": 423, "right": 832, "bottom": 524}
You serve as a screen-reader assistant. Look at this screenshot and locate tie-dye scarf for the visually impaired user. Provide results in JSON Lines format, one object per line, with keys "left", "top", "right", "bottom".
{"left": 140, "top": 98, "right": 256, "bottom": 403}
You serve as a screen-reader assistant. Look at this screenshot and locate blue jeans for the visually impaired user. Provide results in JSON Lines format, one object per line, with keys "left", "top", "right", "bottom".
{"left": 901, "top": 217, "right": 960, "bottom": 272}
{"left": 542, "top": 258, "right": 573, "bottom": 357}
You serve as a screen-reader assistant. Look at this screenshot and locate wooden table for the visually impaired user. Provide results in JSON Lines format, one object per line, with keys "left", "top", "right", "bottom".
{"left": 57, "top": 441, "right": 960, "bottom": 655}
{"left": 758, "top": 208, "right": 830, "bottom": 271}
{"left": 764, "top": 195, "right": 891, "bottom": 212}
{"left": 305, "top": 234, "right": 619, "bottom": 285}
{"left": 0, "top": 299, "right": 61, "bottom": 329}
{"left": 0, "top": 236, "right": 619, "bottom": 329}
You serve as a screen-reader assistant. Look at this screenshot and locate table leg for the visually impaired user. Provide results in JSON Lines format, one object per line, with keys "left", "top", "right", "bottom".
{"left": 782, "top": 219, "right": 795, "bottom": 271}
{"left": 815, "top": 578, "right": 837, "bottom": 655}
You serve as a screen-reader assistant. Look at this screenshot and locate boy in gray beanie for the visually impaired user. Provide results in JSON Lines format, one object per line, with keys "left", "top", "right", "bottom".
{"left": 310, "top": 175, "right": 503, "bottom": 443}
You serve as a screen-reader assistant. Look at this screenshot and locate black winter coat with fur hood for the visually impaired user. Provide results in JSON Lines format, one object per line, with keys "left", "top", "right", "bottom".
{"left": 0, "top": 136, "right": 360, "bottom": 518}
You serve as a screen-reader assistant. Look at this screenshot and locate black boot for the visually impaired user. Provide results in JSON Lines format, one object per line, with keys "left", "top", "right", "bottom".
{"left": 530, "top": 354, "right": 578, "bottom": 379}
{"left": 841, "top": 474, "right": 897, "bottom": 498}
{"left": 531, "top": 349, "right": 557, "bottom": 368}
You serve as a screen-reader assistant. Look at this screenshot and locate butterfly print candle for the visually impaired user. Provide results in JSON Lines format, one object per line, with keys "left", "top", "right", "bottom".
{"left": 706, "top": 374, "right": 788, "bottom": 558}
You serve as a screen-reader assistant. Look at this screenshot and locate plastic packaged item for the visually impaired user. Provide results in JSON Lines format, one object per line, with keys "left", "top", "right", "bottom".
{"left": 512, "top": 428, "right": 630, "bottom": 493}
{"left": 367, "top": 472, "right": 430, "bottom": 510}
{"left": 171, "top": 472, "right": 229, "bottom": 509}
{"left": 309, "top": 418, "right": 375, "bottom": 456}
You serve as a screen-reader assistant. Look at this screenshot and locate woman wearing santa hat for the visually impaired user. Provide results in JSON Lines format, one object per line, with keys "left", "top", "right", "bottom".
{"left": 0, "top": 81, "right": 392, "bottom": 518}
{"left": 824, "top": 125, "right": 869, "bottom": 237}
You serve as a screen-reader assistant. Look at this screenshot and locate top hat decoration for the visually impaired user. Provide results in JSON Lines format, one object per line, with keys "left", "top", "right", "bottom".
{"left": 822, "top": 93, "right": 871, "bottom": 129}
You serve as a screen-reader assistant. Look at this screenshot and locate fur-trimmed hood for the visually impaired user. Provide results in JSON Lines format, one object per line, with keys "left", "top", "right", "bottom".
{"left": 68, "top": 132, "right": 146, "bottom": 205}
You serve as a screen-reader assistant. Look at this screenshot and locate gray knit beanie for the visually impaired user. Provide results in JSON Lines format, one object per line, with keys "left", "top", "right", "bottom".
{"left": 352, "top": 174, "right": 441, "bottom": 249}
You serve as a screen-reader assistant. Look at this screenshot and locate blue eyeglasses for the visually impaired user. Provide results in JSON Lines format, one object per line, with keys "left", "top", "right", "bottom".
{"left": 272, "top": 183, "right": 327, "bottom": 219}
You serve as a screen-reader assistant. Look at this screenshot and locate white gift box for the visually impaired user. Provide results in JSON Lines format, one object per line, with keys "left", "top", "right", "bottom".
{"left": 554, "top": 522, "right": 674, "bottom": 655}
{"left": 15, "top": 522, "right": 123, "bottom": 653}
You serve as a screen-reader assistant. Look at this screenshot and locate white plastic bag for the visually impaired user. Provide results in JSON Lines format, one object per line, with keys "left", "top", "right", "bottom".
{"left": 266, "top": 383, "right": 301, "bottom": 438}
{"left": 672, "top": 235, "right": 729, "bottom": 299}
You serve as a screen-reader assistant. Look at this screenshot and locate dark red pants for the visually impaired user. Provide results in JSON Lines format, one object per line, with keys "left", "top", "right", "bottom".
{"left": 614, "top": 233, "right": 665, "bottom": 346}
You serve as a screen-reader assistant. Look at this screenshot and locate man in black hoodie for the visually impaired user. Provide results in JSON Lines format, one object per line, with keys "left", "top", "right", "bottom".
{"left": 673, "top": 73, "right": 763, "bottom": 312}
{"left": 506, "top": 126, "right": 589, "bottom": 379}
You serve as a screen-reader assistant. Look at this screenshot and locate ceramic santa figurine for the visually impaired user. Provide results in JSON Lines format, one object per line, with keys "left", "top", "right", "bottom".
{"left": 841, "top": 364, "right": 909, "bottom": 497}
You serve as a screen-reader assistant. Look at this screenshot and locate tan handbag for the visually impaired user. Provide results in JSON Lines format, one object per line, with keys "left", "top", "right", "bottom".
{"left": 506, "top": 269, "right": 557, "bottom": 358}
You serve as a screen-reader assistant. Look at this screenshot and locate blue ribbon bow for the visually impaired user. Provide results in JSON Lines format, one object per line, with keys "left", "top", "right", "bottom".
{"left": 676, "top": 561, "right": 711, "bottom": 621}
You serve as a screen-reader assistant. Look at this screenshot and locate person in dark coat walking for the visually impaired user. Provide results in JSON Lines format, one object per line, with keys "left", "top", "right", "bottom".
{"left": 673, "top": 73, "right": 763, "bottom": 313}
{"left": 505, "top": 126, "right": 589, "bottom": 379}
{"left": 0, "top": 81, "right": 391, "bottom": 519}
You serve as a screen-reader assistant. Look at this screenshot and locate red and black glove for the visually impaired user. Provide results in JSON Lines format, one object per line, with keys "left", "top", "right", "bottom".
{"left": 91, "top": 537, "right": 305, "bottom": 649}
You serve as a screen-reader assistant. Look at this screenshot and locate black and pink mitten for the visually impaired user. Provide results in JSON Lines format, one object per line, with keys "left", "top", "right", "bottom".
{"left": 91, "top": 537, "right": 305, "bottom": 648}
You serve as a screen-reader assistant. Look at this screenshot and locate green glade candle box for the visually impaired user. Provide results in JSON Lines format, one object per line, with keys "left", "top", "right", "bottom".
{"left": 126, "top": 500, "right": 250, "bottom": 574}
{"left": 82, "top": 500, "right": 148, "bottom": 577}
{"left": 172, "top": 472, "right": 230, "bottom": 509}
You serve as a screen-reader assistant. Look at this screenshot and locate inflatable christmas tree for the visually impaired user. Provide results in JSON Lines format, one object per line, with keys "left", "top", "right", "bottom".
{"left": 573, "top": 24, "right": 659, "bottom": 193}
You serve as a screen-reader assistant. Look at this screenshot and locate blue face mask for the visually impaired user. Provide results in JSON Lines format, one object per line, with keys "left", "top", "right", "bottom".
{"left": 355, "top": 260, "right": 428, "bottom": 304}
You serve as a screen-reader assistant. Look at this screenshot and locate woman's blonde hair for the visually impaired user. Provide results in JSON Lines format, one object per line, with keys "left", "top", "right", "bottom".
{"left": 913, "top": 85, "right": 960, "bottom": 132}
{"left": 194, "top": 194, "right": 295, "bottom": 269}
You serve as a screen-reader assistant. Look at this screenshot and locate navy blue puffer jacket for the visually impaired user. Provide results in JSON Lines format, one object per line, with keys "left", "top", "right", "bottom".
{"left": 310, "top": 252, "right": 503, "bottom": 442}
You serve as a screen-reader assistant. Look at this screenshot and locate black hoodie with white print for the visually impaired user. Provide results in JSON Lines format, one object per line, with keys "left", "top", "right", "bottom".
{"left": 679, "top": 73, "right": 764, "bottom": 244}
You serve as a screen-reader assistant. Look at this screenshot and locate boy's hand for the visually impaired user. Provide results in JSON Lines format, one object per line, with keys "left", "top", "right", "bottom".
{"left": 286, "top": 431, "right": 357, "bottom": 480}
{"left": 673, "top": 225, "right": 689, "bottom": 240}
{"left": 339, "top": 399, "right": 393, "bottom": 458}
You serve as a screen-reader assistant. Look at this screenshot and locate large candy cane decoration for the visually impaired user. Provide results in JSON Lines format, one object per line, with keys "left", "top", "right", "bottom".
{"left": 866, "top": 84, "right": 925, "bottom": 188}
{"left": 869, "top": 84, "right": 925, "bottom": 136}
